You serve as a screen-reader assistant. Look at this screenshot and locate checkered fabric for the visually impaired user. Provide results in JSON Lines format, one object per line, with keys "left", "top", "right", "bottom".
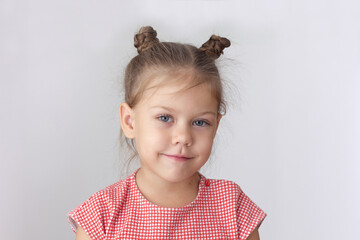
{"left": 68, "top": 168, "right": 266, "bottom": 239}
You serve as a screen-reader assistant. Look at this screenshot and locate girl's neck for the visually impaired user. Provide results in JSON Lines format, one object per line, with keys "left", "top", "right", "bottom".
{"left": 135, "top": 168, "right": 201, "bottom": 208}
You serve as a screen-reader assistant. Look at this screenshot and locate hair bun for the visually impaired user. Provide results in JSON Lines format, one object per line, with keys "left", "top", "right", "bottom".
{"left": 134, "top": 26, "right": 159, "bottom": 54}
{"left": 200, "top": 35, "right": 231, "bottom": 59}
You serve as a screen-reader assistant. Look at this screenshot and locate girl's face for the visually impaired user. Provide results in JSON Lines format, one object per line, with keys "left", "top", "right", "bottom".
{"left": 122, "top": 77, "right": 221, "bottom": 184}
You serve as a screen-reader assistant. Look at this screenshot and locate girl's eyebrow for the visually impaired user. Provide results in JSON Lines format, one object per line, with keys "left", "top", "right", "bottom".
{"left": 149, "top": 106, "right": 217, "bottom": 116}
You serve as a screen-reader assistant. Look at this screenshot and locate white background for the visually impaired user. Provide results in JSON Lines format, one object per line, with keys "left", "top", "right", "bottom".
{"left": 1, "top": 0, "right": 359, "bottom": 239}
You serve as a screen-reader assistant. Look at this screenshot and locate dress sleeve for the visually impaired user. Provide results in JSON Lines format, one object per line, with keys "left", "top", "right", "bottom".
{"left": 67, "top": 192, "right": 108, "bottom": 240}
{"left": 236, "top": 185, "right": 267, "bottom": 240}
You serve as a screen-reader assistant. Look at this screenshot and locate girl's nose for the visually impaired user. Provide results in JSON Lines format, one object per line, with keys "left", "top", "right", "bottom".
{"left": 172, "top": 123, "right": 193, "bottom": 147}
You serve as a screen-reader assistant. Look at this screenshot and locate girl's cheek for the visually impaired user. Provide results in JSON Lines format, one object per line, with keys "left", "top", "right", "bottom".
{"left": 146, "top": 125, "right": 169, "bottom": 139}
{"left": 149, "top": 120, "right": 170, "bottom": 132}
{"left": 152, "top": 120, "right": 172, "bottom": 129}
{"left": 194, "top": 127, "right": 217, "bottom": 138}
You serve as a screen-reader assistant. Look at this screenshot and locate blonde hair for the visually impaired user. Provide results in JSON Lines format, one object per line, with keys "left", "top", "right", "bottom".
{"left": 120, "top": 26, "right": 230, "bottom": 171}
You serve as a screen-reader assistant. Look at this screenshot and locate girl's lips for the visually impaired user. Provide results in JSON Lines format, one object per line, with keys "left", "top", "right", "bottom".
{"left": 162, "top": 154, "right": 193, "bottom": 162}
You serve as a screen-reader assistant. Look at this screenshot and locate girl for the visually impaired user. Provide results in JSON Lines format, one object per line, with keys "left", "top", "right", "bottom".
{"left": 68, "top": 26, "right": 267, "bottom": 240}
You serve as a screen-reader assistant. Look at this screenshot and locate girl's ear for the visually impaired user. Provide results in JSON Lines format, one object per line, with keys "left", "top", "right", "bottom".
{"left": 119, "top": 102, "right": 135, "bottom": 139}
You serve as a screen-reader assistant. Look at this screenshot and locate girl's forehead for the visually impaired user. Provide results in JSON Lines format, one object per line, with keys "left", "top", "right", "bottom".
{"left": 144, "top": 80, "right": 212, "bottom": 100}
{"left": 139, "top": 82, "right": 218, "bottom": 112}
{"left": 134, "top": 70, "right": 219, "bottom": 111}
{"left": 142, "top": 70, "right": 212, "bottom": 95}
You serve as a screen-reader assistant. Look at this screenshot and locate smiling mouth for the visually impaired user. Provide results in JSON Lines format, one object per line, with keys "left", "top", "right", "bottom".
{"left": 162, "top": 154, "right": 193, "bottom": 162}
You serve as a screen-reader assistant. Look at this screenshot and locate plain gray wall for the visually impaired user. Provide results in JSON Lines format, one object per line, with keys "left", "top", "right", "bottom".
{"left": 1, "top": 0, "right": 359, "bottom": 239}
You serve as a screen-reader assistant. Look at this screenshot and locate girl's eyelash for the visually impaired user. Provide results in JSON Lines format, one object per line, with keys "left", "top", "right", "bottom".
{"left": 157, "top": 114, "right": 173, "bottom": 122}
{"left": 193, "top": 119, "right": 210, "bottom": 127}
{"left": 156, "top": 115, "right": 210, "bottom": 127}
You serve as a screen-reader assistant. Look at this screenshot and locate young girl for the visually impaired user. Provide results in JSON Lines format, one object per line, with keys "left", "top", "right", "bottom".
{"left": 68, "top": 26, "right": 267, "bottom": 240}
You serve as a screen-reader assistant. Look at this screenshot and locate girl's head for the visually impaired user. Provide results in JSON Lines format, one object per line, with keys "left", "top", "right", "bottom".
{"left": 119, "top": 26, "right": 230, "bottom": 180}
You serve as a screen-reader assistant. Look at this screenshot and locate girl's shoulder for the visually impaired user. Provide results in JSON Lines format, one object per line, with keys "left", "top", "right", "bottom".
{"left": 201, "top": 175, "right": 267, "bottom": 235}
{"left": 201, "top": 175, "right": 244, "bottom": 198}
{"left": 81, "top": 173, "right": 133, "bottom": 207}
{"left": 67, "top": 174, "right": 134, "bottom": 238}
{"left": 92, "top": 174, "right": 132, "bottom": 201}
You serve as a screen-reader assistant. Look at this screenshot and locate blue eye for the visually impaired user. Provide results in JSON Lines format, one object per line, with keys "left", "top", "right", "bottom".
{"left": 193, "top": 120, "right": 209, "bottom": 127}
{"left": 158, "top": 115, "right": 173, "bottom": 123}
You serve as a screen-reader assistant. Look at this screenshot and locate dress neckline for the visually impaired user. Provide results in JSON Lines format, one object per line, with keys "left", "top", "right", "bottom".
{"left": 130, "top": 168, "right": 205, "bottom": 211}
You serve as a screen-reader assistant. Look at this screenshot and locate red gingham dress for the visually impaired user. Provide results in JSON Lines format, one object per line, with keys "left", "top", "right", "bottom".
{"left": 68, "top": 168, "right": 267, "bottom": 240}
